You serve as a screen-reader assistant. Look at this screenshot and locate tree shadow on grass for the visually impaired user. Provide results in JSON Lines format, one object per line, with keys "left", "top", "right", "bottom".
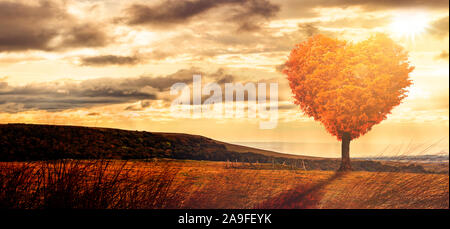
{"left": 255, "top": 172, "right": 347, "bottom": 209}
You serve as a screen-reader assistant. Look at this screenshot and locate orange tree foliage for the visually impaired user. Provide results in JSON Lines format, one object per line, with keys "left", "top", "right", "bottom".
{"left": 284, "top": 34, "right": 414, "bottom": 140}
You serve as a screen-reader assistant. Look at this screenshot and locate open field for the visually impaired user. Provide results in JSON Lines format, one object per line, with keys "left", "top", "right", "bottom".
{"left": 1, "top": 159, "right": 448, "bottom": 209}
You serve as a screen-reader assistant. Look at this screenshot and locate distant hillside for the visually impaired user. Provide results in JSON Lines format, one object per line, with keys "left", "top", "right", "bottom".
{"left": 0, "top": 124, "right": 321, "bottom": 162}
{"left": 357, "top": 154, "right": 449, "bottom": 163}
{"left": 0, "top": 124, "right": 442, "bottom": 173}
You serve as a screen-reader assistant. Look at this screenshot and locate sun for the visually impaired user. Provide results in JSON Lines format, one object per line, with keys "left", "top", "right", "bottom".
{"left": 389, "top": 13, "right": 429, "bottom": 40}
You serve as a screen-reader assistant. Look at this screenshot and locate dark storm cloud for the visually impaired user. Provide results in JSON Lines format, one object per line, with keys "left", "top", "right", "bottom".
{"left": 81, "top": 55, "right": 143, "bottom": 66}
{"left": 87, "top": 112, "right": 100, "bottom": 116}
{"left": 209, "top": 68, "right": 236, "bottom": 84}
{"left": 0, "top": 0, "right": 62, "bottom": 51}
{"left": 143, "top": 68, "right": 203, "bottom": 91}
{"left": 0, "top": 0, "right": 109, "bottom": 52}
{"left": 229, "top": 0, "right": 280, "bottom": 31}
{"left": 59, "top": 24, "right": 109, "bottom": 48}
{"left": 123, "top": 0, "right": 232, "bottom": 25}
{"left": 429, "top": 16, "right": 449, "bottom": 38}
{"left": 120, "top": 0, "right": 280, "bottom": 31}
{"left": 79, "top": 50, "right": 177, "bottom": 66}
{"left": 297, "top": 23, "right": 321, "bottom": 37}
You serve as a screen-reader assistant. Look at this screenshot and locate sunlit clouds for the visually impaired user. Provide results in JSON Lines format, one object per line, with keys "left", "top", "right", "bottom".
{"left": 0, "top": 0, "right": 448, "bottom": 156}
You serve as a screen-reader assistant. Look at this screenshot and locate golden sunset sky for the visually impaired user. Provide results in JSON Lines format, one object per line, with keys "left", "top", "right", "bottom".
{"left": 1, "top": 0, "right": 448, "bottom": 157}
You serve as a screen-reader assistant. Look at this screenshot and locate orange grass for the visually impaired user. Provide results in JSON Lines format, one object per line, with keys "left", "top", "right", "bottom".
{"left": 0, "top": 159, "right": 448, "bottom": 209}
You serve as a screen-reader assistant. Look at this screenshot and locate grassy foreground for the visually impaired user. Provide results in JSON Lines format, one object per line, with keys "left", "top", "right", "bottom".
{"left": 1, "top": 159, "right": 448, "bottom": 209}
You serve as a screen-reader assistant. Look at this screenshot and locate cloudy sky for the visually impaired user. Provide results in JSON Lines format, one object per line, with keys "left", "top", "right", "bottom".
{"left": 1, "top": 0, "right": 449, "bottom": 157}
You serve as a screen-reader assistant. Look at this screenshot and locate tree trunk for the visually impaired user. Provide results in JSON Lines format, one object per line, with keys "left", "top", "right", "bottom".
{"left": 338, "top": 132, "right": 352, "bottom": 171}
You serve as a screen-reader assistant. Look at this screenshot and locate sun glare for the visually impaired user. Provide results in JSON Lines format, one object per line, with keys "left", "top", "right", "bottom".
{"left": 389, "top": 13, "right": 429, "bottom": 40}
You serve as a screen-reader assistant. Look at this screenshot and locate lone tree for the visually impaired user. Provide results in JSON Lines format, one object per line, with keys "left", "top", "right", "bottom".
{"left": 284, "top": 34, "right": 414, "bottom": 171}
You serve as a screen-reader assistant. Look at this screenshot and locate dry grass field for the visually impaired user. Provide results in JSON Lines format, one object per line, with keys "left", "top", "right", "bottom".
{"left": 1, "top": 159, "right": 447, "bottom": 209}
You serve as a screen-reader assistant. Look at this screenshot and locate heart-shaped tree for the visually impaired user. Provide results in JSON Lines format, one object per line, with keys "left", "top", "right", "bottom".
{"left": 284, "top": 34, "right": 414, "bottom": 171}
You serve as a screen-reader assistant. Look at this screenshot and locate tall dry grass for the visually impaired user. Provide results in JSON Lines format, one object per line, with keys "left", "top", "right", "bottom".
{"left": 251, "top": 140, "right": 449, "bottom": 209}
{"left": 319, "top": 171, "right": 449, "bottom": 209}
{"left": 0, "top": 160, "right": 187, "bottom": 209}
{"left": 319, "top": 140, "right": 449, "bottom": 209}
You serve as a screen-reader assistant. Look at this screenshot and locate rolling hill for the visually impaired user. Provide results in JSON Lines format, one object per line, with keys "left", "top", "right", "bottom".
{"left": 0, "top": 123, "right": 443, "bottom": 173}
